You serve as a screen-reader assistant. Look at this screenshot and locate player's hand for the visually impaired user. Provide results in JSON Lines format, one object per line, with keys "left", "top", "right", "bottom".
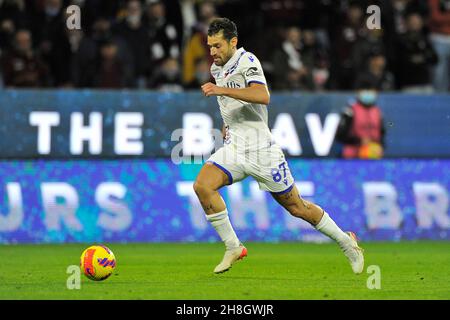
{"left": 201, "top": 82, "right": 224, "bottom": 97}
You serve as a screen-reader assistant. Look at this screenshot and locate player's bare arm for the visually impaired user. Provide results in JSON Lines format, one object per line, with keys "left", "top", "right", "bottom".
{"left": 201, "top": 82, "right": 270, "bottom": 105}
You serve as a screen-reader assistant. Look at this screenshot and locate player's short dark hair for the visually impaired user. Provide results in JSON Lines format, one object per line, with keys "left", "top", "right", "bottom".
{"left": 207, "top": 18, "right": 238, "bottom": 41}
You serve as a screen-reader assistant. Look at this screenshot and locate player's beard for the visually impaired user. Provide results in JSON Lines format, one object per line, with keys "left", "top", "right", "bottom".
{"left": 217, "top": 48, "right": 234, "bottom": 66}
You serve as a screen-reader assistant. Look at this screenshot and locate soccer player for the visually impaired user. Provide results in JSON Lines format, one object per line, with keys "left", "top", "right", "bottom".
{"left": 194, "top": 18, "right": 364, "bottom": 274}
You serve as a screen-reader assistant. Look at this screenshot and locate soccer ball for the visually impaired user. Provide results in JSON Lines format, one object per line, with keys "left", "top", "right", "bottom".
{"left": 80, "top": 245, "right": 116, "bottom": 281}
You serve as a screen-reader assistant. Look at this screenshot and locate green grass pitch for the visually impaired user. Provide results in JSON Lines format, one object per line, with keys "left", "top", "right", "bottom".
{"left": 0, "top": 242, "right": 449, "bottom": 300}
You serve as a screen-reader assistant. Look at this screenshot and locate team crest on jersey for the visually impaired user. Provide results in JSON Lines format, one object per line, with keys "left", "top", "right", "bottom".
{"left": 245, "top": 67, "right": 259, "bottom": 77}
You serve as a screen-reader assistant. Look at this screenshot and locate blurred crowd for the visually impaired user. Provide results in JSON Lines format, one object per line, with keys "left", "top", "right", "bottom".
{"left": 0, "top": 0, "right": 449, "bottom": 92}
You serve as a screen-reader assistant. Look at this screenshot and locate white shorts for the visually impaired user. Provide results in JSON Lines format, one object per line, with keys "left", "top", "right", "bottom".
{"left": 206, "top": 142, "right": 295, "bottom": 194}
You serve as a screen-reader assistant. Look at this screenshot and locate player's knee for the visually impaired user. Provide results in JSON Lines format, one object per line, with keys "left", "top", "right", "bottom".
{"left": 193, "top": 180, "right": 203, "bottom": 196}
{"left": 193, "top": 180, "right": 212, "bottom": 198}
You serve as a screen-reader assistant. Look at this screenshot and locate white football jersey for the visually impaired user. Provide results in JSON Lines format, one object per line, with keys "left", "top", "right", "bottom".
{"left": 211, "top": 47, "right": 273, "bottom": 151}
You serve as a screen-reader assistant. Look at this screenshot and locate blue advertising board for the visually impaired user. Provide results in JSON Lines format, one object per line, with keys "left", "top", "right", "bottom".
{"left": 1, "top": 159, "right": 449, "bottom": 243}
{"left": 0, "top": 90, "right": 449, "bottom": 158}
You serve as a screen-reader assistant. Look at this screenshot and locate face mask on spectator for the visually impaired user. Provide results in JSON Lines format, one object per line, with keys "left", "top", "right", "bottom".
{"left": 358, "top": 90, "right": 377, "bottom": 106}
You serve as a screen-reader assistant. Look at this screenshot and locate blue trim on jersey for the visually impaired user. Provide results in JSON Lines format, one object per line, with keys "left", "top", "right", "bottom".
{"left": 271, "top": 183, "right": 294, "bottom": 195}
{"left": 206, "top": 161, "right": 233, "bottom": 185}
{"left": 224, "top": 50, "right": 247, "bottom": 77}
{"left": 247, "top": 80, "right": 266, "bottom": 86}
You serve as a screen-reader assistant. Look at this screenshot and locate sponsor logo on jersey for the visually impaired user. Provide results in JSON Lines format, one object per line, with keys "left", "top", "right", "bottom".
{"left": 245, "top": 67, "right": 259, "bottom": 77}
{"left": 226, "top": 81, "right": 241, "bottom": 88}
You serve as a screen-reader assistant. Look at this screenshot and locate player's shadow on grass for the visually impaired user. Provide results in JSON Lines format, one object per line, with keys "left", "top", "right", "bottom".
{"left": 213, "top": 275, "right": 300, "bottom": 281}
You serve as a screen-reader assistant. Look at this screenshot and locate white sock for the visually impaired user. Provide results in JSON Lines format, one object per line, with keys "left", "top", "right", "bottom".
{"left": 315, "top": 211, "right": 351, "bottom": 248}
{"left": 206, "top": 209, "right": 241, "bottom": 250}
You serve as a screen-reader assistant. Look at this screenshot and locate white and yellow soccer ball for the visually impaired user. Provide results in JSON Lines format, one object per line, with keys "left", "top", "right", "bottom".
{"left": 80, "top": 245, "right": 116, "bottom": 281}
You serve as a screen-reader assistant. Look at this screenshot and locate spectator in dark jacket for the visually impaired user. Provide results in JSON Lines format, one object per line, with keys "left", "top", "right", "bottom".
{"left": 301, "top": 29, "right": 330, "bottom": 91}
{"left": 30, "top": 0, "right": 72, "bottom": 86}
{"left": 145, "top": 0, "right": 181, "bottom": 75}
{"left": 0, "top": 0, "right": 28, "bottom": 51}
{"left": 352, "top": 28, "right": 387, "bottom": 76}
{"left": 0, "top": 18, "right": 16, "bottom": 52}
{"left": 149, "top": 57, "right": 183, "bottom": 92}
{"left": 354, "top": 52, "right": 396, "bottom": 91}
{"left": 72, "top": 18, "right": 134, "bottom": 88}
{"left": 1, "top": 29, "right": 49, "bottom": 87}
{"left": 329, "top": 1, "right": 366, "bottom": 90}
{"left": 396, "top": 12, "right": 438, "bottom": 93}
{"left": 272, "top": 26, "right": 312, "bottom": 90}
{"left": 93, "top": 39, "right": 133, "bottom": 88}
{"left": 114, "top": 0, "right": 151, "bottom": 87}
